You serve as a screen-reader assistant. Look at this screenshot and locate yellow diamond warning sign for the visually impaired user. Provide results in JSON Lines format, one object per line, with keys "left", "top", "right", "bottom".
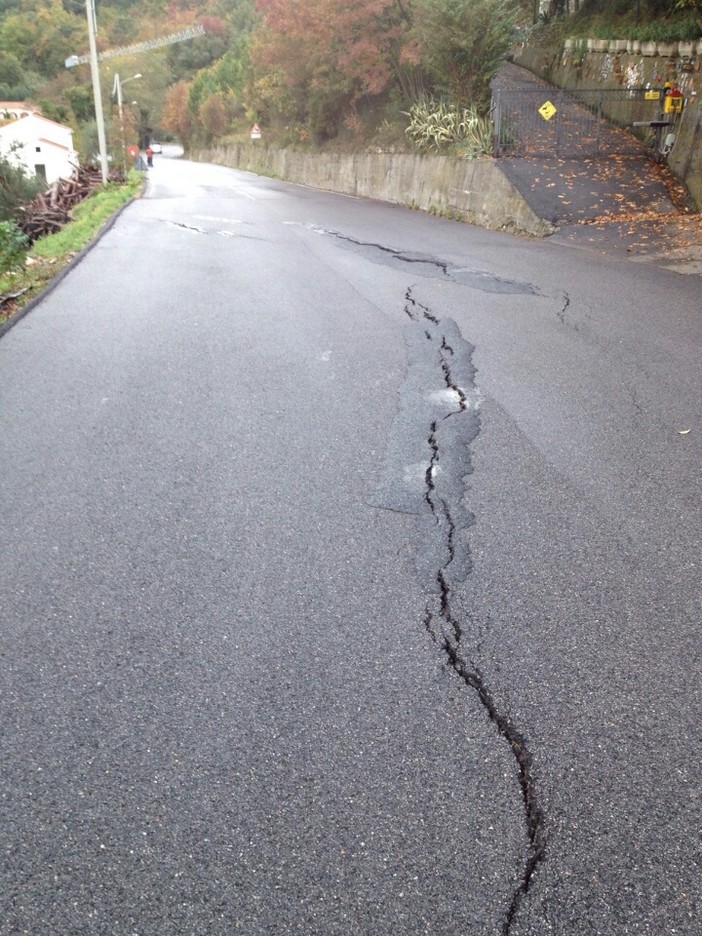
{"left": 538, "top": 100, "right": 557, "bottom": 121}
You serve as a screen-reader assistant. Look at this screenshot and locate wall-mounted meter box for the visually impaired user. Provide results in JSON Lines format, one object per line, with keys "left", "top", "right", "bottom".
{"left": 664, "top": 89, "right": 684, "bottom": 114}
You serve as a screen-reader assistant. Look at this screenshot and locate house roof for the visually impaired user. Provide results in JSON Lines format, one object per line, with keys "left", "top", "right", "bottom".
{"left": 0, "top": 113, "right": 74, "bottom": 137}
{"left": 20, "top": 113, "right": 73, "bottom": 133}
{"left": 0, "top": 101, "right": 40, "bottom": 115}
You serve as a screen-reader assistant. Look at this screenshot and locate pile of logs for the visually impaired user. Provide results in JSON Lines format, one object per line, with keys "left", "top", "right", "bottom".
{"left": 18, "top": 163, "right": 125, "bottom": 243}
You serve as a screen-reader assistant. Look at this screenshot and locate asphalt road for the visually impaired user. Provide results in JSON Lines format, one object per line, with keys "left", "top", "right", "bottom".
{"left": 1, "top": 152, "right": 700, "bottom": 935}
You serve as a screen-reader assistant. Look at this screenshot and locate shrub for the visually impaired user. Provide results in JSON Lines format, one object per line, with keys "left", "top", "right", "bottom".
{"left": 0, "top": 219, "right": 28, "bottom": 274}
{"left": 0, "top": 152, "right": 42, "bottom": 222}
{"left": 404, "top": 99, "right": 493, "bottom": 157}
{"left": 412, "top": 0, "right": 516, "bottom": 111}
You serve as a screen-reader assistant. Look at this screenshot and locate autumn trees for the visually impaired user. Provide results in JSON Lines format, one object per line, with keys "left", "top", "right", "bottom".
{"left": 161, "top": 0, "right": 256, "bottom": 144}
{"left": 0, "top": 0, "right": 517, "bottom": 150}
{"left": 250, "top": 0, "right": 510, "bottom": 139}
{"left": 412, "top": 0, "right": 516, "bottom": 108}
{"left": 1, "top": 0, "right": 700, "bottom": 154}
{"left": 163, "top": 0, "right": 516, "bottom": 146}
{"left": 245, "top": 0, "right": 514, "bottom": 141}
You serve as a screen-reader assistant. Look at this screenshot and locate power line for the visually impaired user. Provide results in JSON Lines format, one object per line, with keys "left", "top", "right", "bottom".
{"left": 65, "top": 24, "right": 206, "bottom": 69}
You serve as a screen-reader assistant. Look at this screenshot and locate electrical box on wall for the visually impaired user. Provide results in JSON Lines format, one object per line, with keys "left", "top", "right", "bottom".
{"left": 663, "top": 88, "right": 684, "bottom": 113}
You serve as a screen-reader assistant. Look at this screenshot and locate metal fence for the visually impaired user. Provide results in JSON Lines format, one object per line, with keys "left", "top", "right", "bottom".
{"left": 492, "top": 87, "right": 664, "bottom": 158}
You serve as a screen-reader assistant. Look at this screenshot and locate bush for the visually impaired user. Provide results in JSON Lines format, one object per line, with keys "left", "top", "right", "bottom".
{"left": 0, "top": 153, "right": 42, "bottom": 222}
{"left": 412, "top": 0, "right": 516, "bottom": 110}
{"left": 405, "top": 99, "right": 493, "bottom": 157}
{"left": 0, "top": 219, "right": 28, "bottom": 274}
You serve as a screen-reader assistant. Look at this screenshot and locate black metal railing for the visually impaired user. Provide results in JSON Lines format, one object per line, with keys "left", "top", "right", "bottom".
{"left": 491, "top": 87, "right": 665, "bottom": 158}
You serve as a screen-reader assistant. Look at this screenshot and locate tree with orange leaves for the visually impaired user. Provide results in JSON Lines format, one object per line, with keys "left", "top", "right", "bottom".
{"left": 162, "top": 81, "right": 192, "bottom": 144}
{"left": 248, "top": 0, "right": 513, "bottom": 139}
{"left": 249, "top": 0, "right": 422, "bottom": 140}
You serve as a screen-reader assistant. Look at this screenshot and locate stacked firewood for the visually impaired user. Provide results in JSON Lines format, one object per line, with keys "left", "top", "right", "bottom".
{"left": 18, "top": 163, "right": 125, "bottom": 243}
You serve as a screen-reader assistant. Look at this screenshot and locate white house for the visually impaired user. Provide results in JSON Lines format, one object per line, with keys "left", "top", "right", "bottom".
{"left": 0, "top": 113, "right": 78, "bottom": 185}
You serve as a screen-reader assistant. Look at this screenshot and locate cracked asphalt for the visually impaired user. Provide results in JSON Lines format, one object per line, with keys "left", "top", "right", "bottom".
{"left": 1, "top": 153, "right": 700, "bottom": 935}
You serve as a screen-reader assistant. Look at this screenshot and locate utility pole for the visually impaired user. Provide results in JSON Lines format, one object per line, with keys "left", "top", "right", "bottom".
{"left": 85, "top": 0, "right": 109, "bottom": 183}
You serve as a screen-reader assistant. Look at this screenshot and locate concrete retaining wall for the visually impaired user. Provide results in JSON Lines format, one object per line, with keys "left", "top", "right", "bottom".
{"left": 190, "top": 144, "right": 556, "bottom": 237}
{"left": 672, "top": 101, "right": 702, "bottom": 206}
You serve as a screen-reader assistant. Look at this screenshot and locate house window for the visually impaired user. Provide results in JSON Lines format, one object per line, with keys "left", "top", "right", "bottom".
{"left": 35, "top": 146, "right": 41, "bottom": 152}
{"left": 34, "top": 164, "right": 47, "bottom": 182}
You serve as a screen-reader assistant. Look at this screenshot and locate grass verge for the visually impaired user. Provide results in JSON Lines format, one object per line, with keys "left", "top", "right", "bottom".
{"left": 0, "top": 170, "right": 144, "bottom": 331}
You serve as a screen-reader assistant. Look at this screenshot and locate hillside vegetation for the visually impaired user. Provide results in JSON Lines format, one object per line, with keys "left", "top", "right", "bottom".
{"left": 535, "top": 0, "right": 701, "bottom": 43}
{"left": 0, "top": 0, "right": 700, "bottom": 159}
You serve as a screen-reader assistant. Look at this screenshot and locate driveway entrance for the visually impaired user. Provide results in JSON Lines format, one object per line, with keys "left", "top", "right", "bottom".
{"left": 491, "top": 77, "right": 663, "bottom": 158}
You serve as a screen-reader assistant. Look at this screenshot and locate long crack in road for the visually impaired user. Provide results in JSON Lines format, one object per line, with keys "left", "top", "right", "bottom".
{"left": 372, "top": 284, "right": 545, "bottom": 934}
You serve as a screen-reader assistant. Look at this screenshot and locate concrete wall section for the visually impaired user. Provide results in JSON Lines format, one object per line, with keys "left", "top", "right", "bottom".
{"left": 669, "top": 100, "right": 702, "bottom": 204}
{"left": 191, "top": 144, "right": 556, "bottom": 238}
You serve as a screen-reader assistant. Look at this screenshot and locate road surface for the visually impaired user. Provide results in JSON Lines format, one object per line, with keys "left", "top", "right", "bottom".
{"left": 1, "top": 153, "right": 700, "bottom": 935}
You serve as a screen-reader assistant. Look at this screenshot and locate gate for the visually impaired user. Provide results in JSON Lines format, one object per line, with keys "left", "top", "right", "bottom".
{"left": 491, "top": 87, "right": 664, "bottom": 158}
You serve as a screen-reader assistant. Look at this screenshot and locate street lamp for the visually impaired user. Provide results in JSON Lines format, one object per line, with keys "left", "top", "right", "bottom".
{"left": 86, "top": 0, "right": 108, "bottom": 183}
{"left": 112, "top": 73, "right": 142, "bottom": 173}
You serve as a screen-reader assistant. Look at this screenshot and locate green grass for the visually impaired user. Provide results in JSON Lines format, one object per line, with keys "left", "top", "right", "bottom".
{"left": 0, "top": 170, "right": 144, "bottom": 327}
